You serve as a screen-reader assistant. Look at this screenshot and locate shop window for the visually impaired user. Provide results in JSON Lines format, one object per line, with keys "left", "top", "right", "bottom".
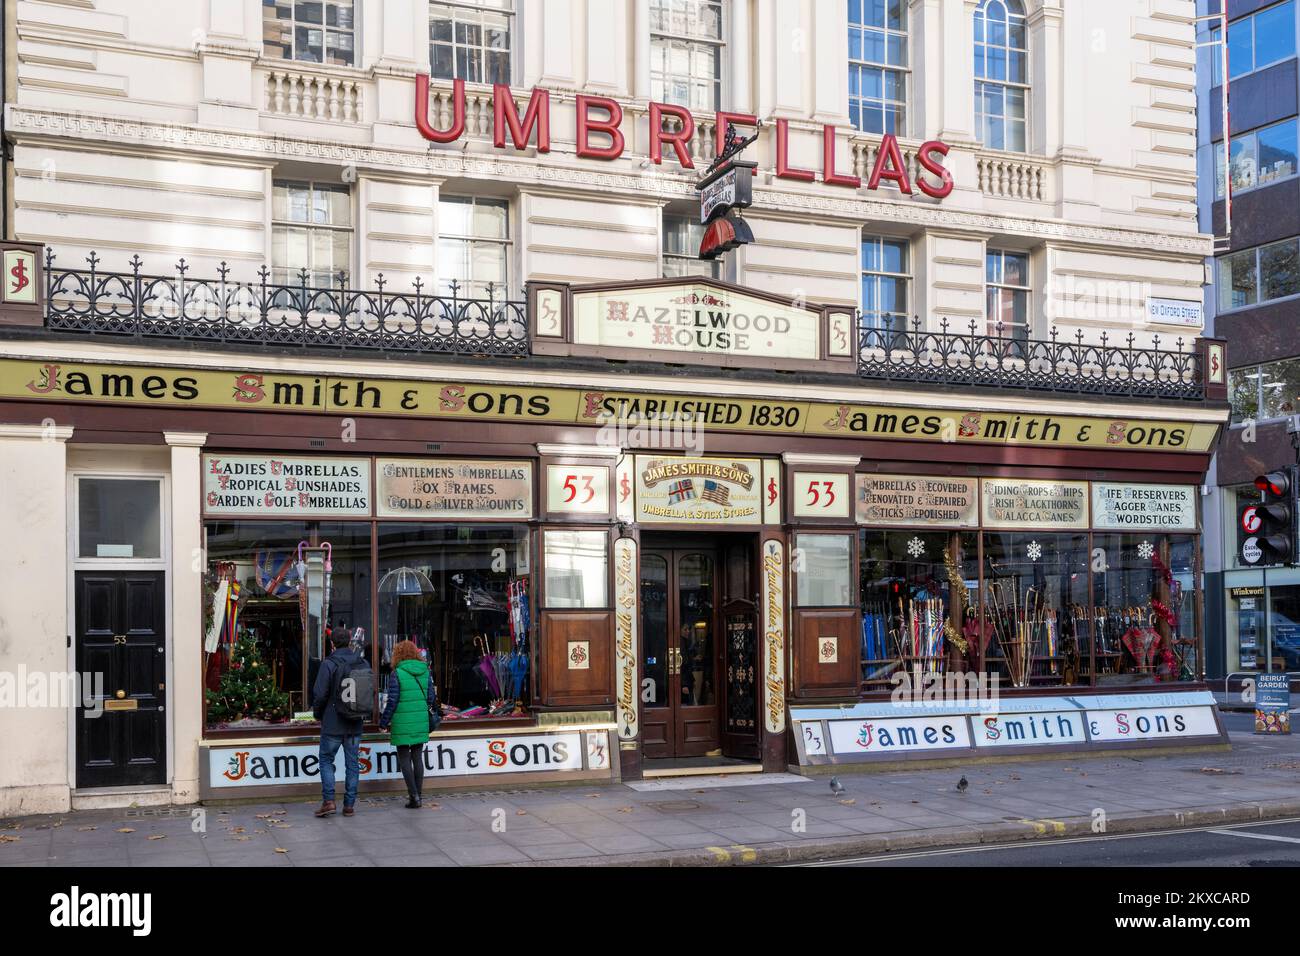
{"left": 1210, "top": 1, "right": 1296, "bottom": 86}
{"left": 650, "top": 0, "right": 725, "bottom": 113}
{"left": 263, "top": 0, "right": 356, "bottom": 67}
{"left": 203, "top": 521, "right": 372, "bottom": 730}
{"left": 859, "top": 530, "right": 979, "bottom": 688}
{"left": 663, "top": 212, "right": 720, "bottom": 279}
{"left": 848, "top": 0, "right": 908, "bottom": 136}
{"left": 980, "top": 532, "right": 1090, "bottom": 687}
{"left": 1269, "top": 585, "right": 1300, "bottom": 671}
{"left": 77, "top": 477, "right": 162, "bottom": 560}
{"left": 974, "top": 0, "right": 1028, "bottom": 153}
{"left": 1216, "top": 237, "right": 1300, "bottom": 312}
{"left": 271, "top": 180, "right": 353, "bottom": 287}
{"left": 543, "top": 529, "right": 608, "bottom": 608}
{"left": 429, "top": 0, "right": 514, "bottom": 86}
{"left": 861, "top": 235, "right": 910, "bottom": 332}
{"left": 437, "top": 195, "right": 512, "bottom": 299}
{"left": 794, "top": 533, "right": 855, "bottom": 607}
{"left": 1091, "top": 534, "right": 1198, "bottom": 684}
{"left": 376, "top": 523, "right": 530, "bottom": 720}
{"left": 985, "top": 248, "right": 1030, "bottom": 342}
{"left": 1214, "top": 118, "right": 1299, "bottom": 199}
{"left": 1229, "top": 356, "right": 1300, "bottom": 424}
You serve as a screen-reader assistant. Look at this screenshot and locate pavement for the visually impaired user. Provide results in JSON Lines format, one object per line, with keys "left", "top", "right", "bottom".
{"left": 2, "top": 711, "right": 1299, "bottom": 867}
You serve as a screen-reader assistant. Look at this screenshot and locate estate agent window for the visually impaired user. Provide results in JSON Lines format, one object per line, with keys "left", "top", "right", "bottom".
{"left": 263, "top": 0, "right": 356, "bottom": 67}
{"left": 437, "top": 195, "right": 512, "bottom": 299}
{"left": 1217, "top": 237, "right": 1300, "bottom": 312}
{"left": 429, "top": 0, "right": 514, "bottom": 85}
{"left": 650, "top": 0, "right": 726, "bottom": 112}
{"left": 1210, "top": 0, "right": 1296, "bottom": 85}
{"left": 985, "top": 248, "right": 1030, "bottom": 341}
{"left": 973, "top": 0, "right": 1028, "bottom": 152}
{"left": 848, "top": 0, "right": 909, "bottom": 135}
{"left": 860, "top": 235, "right": 910, "bottom": 333}
{"left": 271, "top": 180, "right": 353, "bottom": 286}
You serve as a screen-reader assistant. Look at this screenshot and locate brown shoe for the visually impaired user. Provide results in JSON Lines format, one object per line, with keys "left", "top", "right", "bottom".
{"left": 314, "top": 801, "right": 336, "bottom": 818}
{"left": 342, "top": 805, "right": 355, "bottom": 817}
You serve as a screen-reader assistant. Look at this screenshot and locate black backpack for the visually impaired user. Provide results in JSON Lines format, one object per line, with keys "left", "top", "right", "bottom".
{"left": 333, "top": 655, "right": 374, "bottom": 722}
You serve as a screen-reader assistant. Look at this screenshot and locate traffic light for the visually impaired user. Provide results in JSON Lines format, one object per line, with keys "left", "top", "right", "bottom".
{"left": 1241, "top": 468, "right": 1297, "bottom": 566}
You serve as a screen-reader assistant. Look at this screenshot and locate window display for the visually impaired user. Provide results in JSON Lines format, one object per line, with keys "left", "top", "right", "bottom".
{"left": 203, "top": 521, "right": 371, "bottom": 729}
{"left": 1092, "top": 534, "right": 1198, "bottom": 683}
{"left": 859, "top": 530, "right": 979, "bottom": 688}
{"left": 376, "top": 523, "right": 531, "bottom": 720}
{"left": 980, "top": 532, "right": 1090, "bottom": 687}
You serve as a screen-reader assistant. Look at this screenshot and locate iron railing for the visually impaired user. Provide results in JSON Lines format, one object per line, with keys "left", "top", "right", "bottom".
{"left": 858, "top": 317, "right": 1205, "bottom": 400}
{"left": 43, "top": 250, "right": 529, "bottom": 356}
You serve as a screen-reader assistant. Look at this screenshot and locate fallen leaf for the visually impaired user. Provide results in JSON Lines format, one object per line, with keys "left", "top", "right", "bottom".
{"left": 516, "top": 809, "right": 528, "bottom": 816}
{"left": 234, "top": 836, "right": 251, "bottom": 842}
{"left": 838, "top": 798, "right": 857, "bottom": 806}
{"left": 147, "top": 835, "right": 167, "bottom": 841}
{"left": 585, "top": 793, "right": 601, "bottom": 799}
{"left": 116, "top": 827, "right": 135, "bottom": 834}
{"left": 0, "top": 835, "right": 20, "bottom": 844}
{"left": 274, "top": 847, "right": 289, "bottom": 854}
{"left": 616, "top": 806, "right": 633, "bottom": 813}
{"left": 77, "top": 826, "right": 97, "bottom": 832}
{"left": 426, "top": 803, "right": 440, "bottom": 810}
{"left": 983, "top": 789, "right": 993, "bottom": 795}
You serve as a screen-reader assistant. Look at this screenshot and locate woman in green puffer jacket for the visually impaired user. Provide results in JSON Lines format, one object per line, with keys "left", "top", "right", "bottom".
{"left": 378, "top": 640, "right": 435, "bottom": 808}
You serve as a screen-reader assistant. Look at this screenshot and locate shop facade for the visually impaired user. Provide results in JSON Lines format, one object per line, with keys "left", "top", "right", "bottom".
{"left": 0, "top": 266, "right": 1230, "bottom": 810}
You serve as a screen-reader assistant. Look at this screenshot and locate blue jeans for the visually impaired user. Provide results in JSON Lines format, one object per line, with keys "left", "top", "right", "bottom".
{"left": 319, "top": 733, "right": 361, "bottom": 806}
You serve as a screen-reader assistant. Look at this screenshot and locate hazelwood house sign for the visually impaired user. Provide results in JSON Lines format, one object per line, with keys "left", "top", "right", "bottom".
{"left": 414, "top": 75, "right": 956, "bottom": 198}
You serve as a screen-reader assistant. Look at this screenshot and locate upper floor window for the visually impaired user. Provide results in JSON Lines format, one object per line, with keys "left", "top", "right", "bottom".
{"left": 1210, "top": 0, "right": 1296, "bottom": 86}
{"left": 849, "top": 0, "right": 908, "bottom": 136}
{"left": 263, "top": 0, "right": 356, "bottom": 67}
{"left": 1217, "top": 236, "right": 1300, "bottom": 312}
{"left": 429, "top": 0, "right": 513, "bottom": 85}
{"left": 860, "top": 235, "right": 909, "bottom": 332}
{"left": 1215, "top": 118, "right": 1298, "bottom": 199}
{"left": 438, "top": 195, "right": 512, "bottom": 298}
{"left": 974, "top": 0, "right": 1028, "bottom": 152}
{"left": 1229, "top": 356, "right": 1300, "bottom": 424}
{"left": 650, "top": 0, "right": 725, "bottom": 112}
{"left": 271, "top": 180, "right": 352, "bottom": 286}
{"left": 986, "top": 249, "right": 1030, "bottom": 340}
{"left": 663, "top": 213, "right": 720, "bottom": 279}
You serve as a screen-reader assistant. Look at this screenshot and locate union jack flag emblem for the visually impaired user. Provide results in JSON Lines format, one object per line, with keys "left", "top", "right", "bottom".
{"left": 667, "top": 479, "right": 696, "bottom": 504}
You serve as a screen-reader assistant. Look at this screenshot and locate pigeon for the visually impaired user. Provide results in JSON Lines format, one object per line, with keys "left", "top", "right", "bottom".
{"left": 829, "top": 777, "right": 846, "bottom": 797}
{"left": 956, "top": 775, "right": 969, "bottom": 793}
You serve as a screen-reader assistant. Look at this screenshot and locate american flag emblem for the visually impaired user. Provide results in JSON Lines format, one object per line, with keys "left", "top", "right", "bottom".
{"left": 667, "top": 479, "right": 696, "bottom": 504}
{"left": 701, "top": 480, "right": 730, "bottom": 505}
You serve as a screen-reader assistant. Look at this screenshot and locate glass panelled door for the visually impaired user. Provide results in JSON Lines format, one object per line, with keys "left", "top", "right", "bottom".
{"left": 640, "top": 549, "right": 722, "bottom": 757}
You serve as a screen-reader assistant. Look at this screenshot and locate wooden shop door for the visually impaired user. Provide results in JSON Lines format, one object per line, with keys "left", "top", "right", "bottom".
{"left": 74, "top": 571, "right": 167, "bottom": 789}
{"left": 640, "top": 548, "right": 723, "bottom": 758}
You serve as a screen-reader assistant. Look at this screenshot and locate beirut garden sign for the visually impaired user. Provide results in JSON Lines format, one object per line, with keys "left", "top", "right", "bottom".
{"left": 414, "top": 75, "right": 955, "bottom": 199}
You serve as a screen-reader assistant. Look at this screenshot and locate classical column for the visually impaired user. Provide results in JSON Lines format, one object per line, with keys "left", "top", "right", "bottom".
{"left": 633, "top": 0, "right": 652, "bottom": 100}
{"left": 939, "top": 0, "right": 977, "bottom": 143}
{"left": 197, "top": 0, "right": 260, "bottom": 129}
{"left": 0, "top": 423, "right": 73, "bottom": 816}
{"left": 730, "top": 0, "right": 753, "bottom": 113}
{"left": 165, "top": 431, "right": 207, "bottom": 805}
{"left": 811, "top": 0, "right": 846, "bottom": 124}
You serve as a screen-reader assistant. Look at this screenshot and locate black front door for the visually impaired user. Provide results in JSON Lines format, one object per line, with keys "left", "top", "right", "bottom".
{"left": 75, "top": 571, "right": 167, "bottom": 788}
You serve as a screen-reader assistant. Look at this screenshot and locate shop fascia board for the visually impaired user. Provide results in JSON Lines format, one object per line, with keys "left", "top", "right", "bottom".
{"left": 0, "top": 338, "right": 1229, "bottom": 428}
{"left": 4, "top": 105, "right": 1211, "bottom": 258}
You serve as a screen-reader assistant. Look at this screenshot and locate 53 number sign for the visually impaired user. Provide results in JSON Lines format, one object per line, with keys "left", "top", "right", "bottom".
{"left": 546, "top": 465, "right": 610, "bottom": 517}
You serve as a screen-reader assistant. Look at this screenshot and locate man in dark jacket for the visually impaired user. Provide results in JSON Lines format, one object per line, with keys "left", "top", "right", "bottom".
{"left": 312, "top": 630, "right": 366, "bottom": 817}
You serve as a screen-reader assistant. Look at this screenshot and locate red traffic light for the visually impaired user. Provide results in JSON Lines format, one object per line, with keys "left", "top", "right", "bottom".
{"left": 1255, "top": 471, "right": 1292, "bottom": 498}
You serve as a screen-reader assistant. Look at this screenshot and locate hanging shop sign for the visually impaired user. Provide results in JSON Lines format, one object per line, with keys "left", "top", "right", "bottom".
{"left": 855, "top": 474, "right": 979, "bottom": 527}
{"left": 375, "top": 459, "right": 532, "bottom": 519}
{"left": 762, "top": 539, "right": 787, "bottom": 735}
{"left": 202, "top": 454, "right": 370, "bottom": 517}
{"left": 614, "top": 537, "right": 639, "bottom": 741}
{"left": 204, "top": 730, "right": 614, "bottom": 792}
{"left": 413, "top": 75, "right": 955, "bottom": 198}
{"left": 634, "top": 455, "right": 765, "bottom": 524}
{"left": 981, "top": 478, "right": 1089, "bottom": 529}
{"left": 571, "top": 283, "right": 820, "bottom": 361}
{"left": 1, "top": 359, "right": 1220, "bottom": 453}
{"left": 1091, "top": 483, "right": 1197, "bottom": 531}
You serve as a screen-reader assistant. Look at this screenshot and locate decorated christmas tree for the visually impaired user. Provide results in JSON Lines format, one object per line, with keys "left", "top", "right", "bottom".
{"left": 206, "top": 631, "right": 291, "bottom": 723}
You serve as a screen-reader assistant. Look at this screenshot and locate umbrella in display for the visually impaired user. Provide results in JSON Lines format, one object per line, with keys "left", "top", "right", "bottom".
{"left": 476, "top": 636, "right": 501, "bottom": 698}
